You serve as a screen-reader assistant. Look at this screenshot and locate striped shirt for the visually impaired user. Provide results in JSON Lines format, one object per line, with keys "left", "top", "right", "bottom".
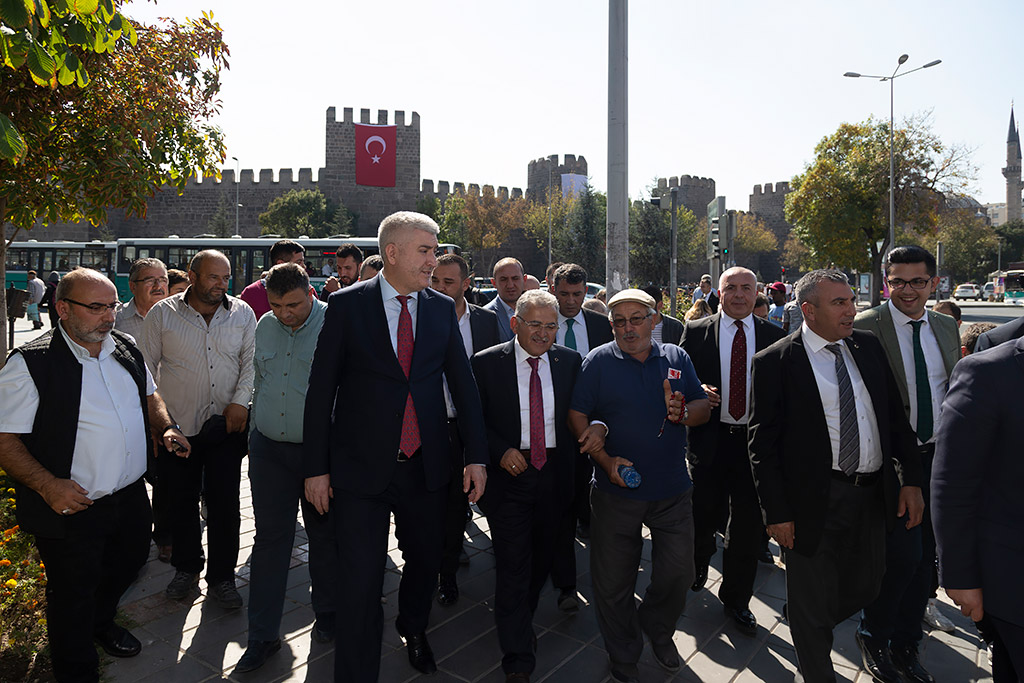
{"left": 114, "top": 298, "right": 146, "bottom": 342}
{"left": 141, "top": 290, "right": 256, "bottom": 437}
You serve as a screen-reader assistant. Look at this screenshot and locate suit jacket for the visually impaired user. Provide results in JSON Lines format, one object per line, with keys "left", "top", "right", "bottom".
{"left": 681, "top": 312, "right": 786, "bottom": 470}
{"left": 467, "top": 303, "right": 501, "bottom": 354}
{"left": 932, "top": 336, "right": 1024, "bottom": 627}
{"left": 660, "top": 313, "right": 684, "bottom": 346}
{"left": 854, "top": 304, "right": 960, "bottom": 419}
{"left": 303, "top": 276, "right": 487, "bottom": 495}
{"left": 974, "top": 314, "right": 1024, "bottom": 353}
{"left": 748, "top": 329, "right": 922, "bottom": 557}
{"left": 483, "top": 296, "right": 514, "bottom": 342}
{"left": 582, "top": 308, "right": 614, "bottom": 350}
{"left": 470, "top": 341, "right": 581, "bottom": 515}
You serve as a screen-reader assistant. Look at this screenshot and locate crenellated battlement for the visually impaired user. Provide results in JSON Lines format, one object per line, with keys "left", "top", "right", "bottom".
{"left": 326, "top": 106, "right": 420, "bottom": 128}
{"left": 751, "top": 181, "right": 791, "bottom": 196}
{"left": 184, "top": 168, "right": 321, "bottom": 188}
{"left": 655, "top": 175, "right": 716, "bottom": 191}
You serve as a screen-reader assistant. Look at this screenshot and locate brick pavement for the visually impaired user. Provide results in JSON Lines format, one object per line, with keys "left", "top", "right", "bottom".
{"left": 5, "top": 315, "right": 994, "bottom": 682}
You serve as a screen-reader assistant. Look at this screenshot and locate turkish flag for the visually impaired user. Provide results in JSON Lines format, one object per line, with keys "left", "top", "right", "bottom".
{"left": 355, "top": 124, "right": 397, "bottom": 187}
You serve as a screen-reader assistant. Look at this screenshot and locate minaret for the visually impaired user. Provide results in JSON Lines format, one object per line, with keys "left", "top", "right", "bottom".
{"left": 1004, "top": 106, "right": 1023, "bottom": 222}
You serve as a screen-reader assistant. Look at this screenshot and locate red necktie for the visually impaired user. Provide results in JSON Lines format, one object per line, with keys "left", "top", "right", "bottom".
{"left": 527, "top": 357, "right": 547, "bottom": 470}
{"left": 397, "top": 295, "right": 421, "bottom": 455}
{"left": 729, "top": 319, "right": 746, "bottom": 421}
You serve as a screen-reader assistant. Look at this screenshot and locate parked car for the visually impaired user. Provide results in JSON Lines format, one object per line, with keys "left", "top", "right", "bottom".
{"left": 952, "top": 283, "right": 982, "bottom": 301}
{"left": 983, "top": 281, "right": 999, "bottom": 302}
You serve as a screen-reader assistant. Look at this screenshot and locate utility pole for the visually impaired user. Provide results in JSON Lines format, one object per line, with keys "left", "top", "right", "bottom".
{"left": 669, "top": 186, "right": 678, "bottom": 317}
{"left": 605, "top": 0, "right": 628, "bottom": 297}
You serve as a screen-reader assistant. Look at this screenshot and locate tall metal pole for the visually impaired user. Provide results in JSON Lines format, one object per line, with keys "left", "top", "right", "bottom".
{"left": 669, "top": 187, "right": 678, "bottom": 317}
{"left": 889, "top": 79, "right": 895, "bottom": 253}
{"left": 605, "top": 0, "right": 628, "bottom": 298}
{"left": 547, "top": 168, "right": 552, "bottom": 268}
{"left": 232, "top": 156, "right": 240, "bottom": 235}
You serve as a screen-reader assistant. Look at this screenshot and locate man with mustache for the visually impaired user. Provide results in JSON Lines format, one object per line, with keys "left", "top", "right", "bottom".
{"left": 142, "top": 250, "right": 256, "bottom": 609}
{"left": 320, "top": 243, "right": 364, "bottom": 299}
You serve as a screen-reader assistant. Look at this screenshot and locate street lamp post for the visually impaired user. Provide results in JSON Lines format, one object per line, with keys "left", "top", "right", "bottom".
{"left": 844, "top": 55, "right": 941, "bottom": 254}
{"left": 231, "top": 156, "right": 240, "bottom": 235}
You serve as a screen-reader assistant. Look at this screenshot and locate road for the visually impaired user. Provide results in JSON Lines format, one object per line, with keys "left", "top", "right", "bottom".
{"left": 946, "top": 300, "right": 1024, "bottom": 325}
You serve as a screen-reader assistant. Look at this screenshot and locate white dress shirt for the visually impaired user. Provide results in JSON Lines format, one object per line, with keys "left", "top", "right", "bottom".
{"left": 0, "top": 324, "right": 156, "bottom": 499}
{"left": 379, "top": 271, "right": 418, "bottom": 353}
{"left": 514, "top": 338, "right": 556, "bottom": 449}
{"left": 801, "top": 323, "right": 883, "bottom": 474}
{"left": 718, "top": 312, "right": 755, "bottom": 425}
{"left": 556, "top": 311, "right": 591, "bottom": 356}
{"left": 444, "top": 305, "right": 474, "bottom": 418}
{"left": 887, "top": 301, "right": 947, "bottom": 444}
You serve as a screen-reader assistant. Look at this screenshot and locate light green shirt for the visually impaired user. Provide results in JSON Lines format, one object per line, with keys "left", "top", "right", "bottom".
{"left": 252, "top": 299, "right": 327, "bottom": 443}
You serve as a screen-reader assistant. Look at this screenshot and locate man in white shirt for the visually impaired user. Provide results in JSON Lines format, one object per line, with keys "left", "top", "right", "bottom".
{"left": 25, "top": 269, "right": 46, "bottom": 329}
{"left": 143, "top": 250, "right": 256, "bottom": 610}
{"left": 0, "top": 268, "right": 189, "bottom": 683}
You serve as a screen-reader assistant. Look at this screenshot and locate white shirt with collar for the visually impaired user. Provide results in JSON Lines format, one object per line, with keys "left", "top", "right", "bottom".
{"left": 718, "top": 312, "right": 755, "bottom": 425}
{"left": 0, "top": 324, "right": 156, "bottom": 499}
{"left": 379, "top": 271, "right": 418, "bottom": 354}
{"left": 801, "top": 323, "right": 883, "bottom": 474}
{"left": 557, "top": 310, "right": 590, "bottom": 356}
{"left": 444, "top": 305, "right": 474, "bottom": 418}
{"left": 514, "top": 337, "right": 556, "bottom": 450}
{"left": 886, "top": 300, "right": 947, "bottom": 444}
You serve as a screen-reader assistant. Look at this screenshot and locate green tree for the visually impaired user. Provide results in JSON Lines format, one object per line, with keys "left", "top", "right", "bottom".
{"left": 630, "top": 198, "right": 701, "bottom": 287}
{"left": 207, "top": 191, "right": 233, "bottom": 237}
{"left": 258, "top": 189, "right": 343, "bottom": 238}
{"left": 564, "top": 184, "right": 606, "bottom": 280}
{"left": 523, "top": 185, "right": 573, "bottom": 264}
{"left": 415, "top": 196, "right": 441, "bottom": 224}
{"left": 1, "top": 2, "right": 228, "bottom": 363}
{"left": 995, "top": 219, "right": 1024, "bottom": 266}
{"left": 932, "top": 212, "right": 998, "bottom": 285}
{"left": 785, "top": 114, "right": 975, "bottom": 305}
{"left": 447, "top": 186, "right": 526, "bottom": 275}
{"left": 438, "top": 194, "right": 468, "bottom": 250}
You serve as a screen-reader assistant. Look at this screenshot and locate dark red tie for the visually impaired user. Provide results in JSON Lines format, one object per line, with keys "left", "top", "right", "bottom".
{"left": 729, "top": 319, "right": 746, "bottom": 421}
{"left": 397, "top": 295, "right": 421, "bottom": 455}
{"left": 527, "top": 357, "right": 547, "bottom": 470}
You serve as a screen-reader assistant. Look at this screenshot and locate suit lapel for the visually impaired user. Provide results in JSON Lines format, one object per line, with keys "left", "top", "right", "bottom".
{"left": 499, "top": 341, "right": 520, "bottom": 417}
{"left": 707, "top": 314, "right": 723, "bottom": 387}
{"left": 789, "top": 330, "right": 830, "bottom": 443}
{"left": 926, "top": 310, "right": 959, "bottom": 378}
{"left": 364, "top": 278, "right": 407, "bottom": 380}
{"left": 550, "top": 348, "right": 570, "bottom": 425}
{"left": 874, "top": 304, "right": 910, "bottom": 408}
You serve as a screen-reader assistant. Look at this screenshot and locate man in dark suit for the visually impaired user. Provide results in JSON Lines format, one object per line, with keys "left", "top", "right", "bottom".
{"left": 429, "top": 253, "right": 501, "bottom": 606}
{"left": 932, "top": 336, "right": 1024, "bottom": 679}
{"left": 749, "top": 269, "right": 924, "bottom": 683}
{"left": 549, "top": 263, "right": 615, "bottom": 610}
{"left": 641, "top": 285, "right": 684, "bottom": 345}
{"left": 681, "top": 266, "right": 785, "bottom": 636}
{"left": 472, "top": 289, "right": 582, "bottom": 682}
{"left": 853, "top": 246, "right": 960, "bottom": 683}
{"left": 973, "top": 314, "right": 1024, "bottom": 352}
{"left": 303, "top": 211, "right": 488, "bottom": 682}
{"left": 484, "top": 257, "right": 526, "bottom": 342}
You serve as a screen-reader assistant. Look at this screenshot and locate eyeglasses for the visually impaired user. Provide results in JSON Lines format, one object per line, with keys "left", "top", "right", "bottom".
{"left": 887, "top": 278, "right": 932, "bottom": 290}
{"left": 515, "top": 316, "right": 558, "bottom": 331}
{"left": 611, "top": 313, "right": 652, "bottom": 328}
{"left": 132, "top": 276, "right": 169, "bottom": 287}
{"left": 63, "top": 298, "right": 122, "bottom": 313}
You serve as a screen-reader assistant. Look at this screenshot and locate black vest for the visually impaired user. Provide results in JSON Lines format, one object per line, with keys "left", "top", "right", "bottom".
{"left": 11, "top": 328, "right": 151, "bottom": 538}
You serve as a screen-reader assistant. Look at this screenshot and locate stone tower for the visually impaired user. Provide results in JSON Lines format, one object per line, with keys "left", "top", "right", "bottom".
{"left": 1003, "top": 106, "right": 1022, "bottom": 223}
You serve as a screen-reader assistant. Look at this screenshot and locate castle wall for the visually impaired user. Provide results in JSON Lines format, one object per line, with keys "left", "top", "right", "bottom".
{"left": 748, "top": 181, "right": 794, "bottom": 281}
{"left": 652, "top": 175, "right": 716, "bottom": 224}
{"left": 526, "top": 154, "right": 589, "bottom": 202}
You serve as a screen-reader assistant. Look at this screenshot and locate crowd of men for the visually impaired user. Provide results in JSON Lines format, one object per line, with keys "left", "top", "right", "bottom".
{"left": 0, "top": 211, "right": 1021, "bottom": 683}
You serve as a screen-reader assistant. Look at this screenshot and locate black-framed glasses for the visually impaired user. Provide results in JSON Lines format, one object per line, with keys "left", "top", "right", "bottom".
{"left": 132, "top": 276, "right": 169, "bottom": 287}
{"left": 887, "top": 278, "right": 932, "bottom": 290}
{"left": 63, "top": 298, "right": 122, "bottom": 313}
{"left": 515, "top": 316, "right": 558, "bottom": 331}
{"left": 611, "top": 313, "right": 652, "bottom": 328}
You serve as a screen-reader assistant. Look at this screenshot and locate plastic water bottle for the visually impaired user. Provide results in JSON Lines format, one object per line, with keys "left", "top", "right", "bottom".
{"left": 617, "top": 465, "right": 642, "bottom": 489}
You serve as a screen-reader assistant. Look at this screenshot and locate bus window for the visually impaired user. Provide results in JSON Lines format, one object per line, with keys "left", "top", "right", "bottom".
{"left": 6, "top": 248, "right": 27, "bottom": 271}
{"left": 253, "top": 250, "right": 266, "bottom": 277}
{"left": 42, "top": 251, "right": 53, "bottom": 273}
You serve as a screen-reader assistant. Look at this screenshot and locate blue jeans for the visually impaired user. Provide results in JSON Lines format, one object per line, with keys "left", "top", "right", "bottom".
{"left": 858, "top": 448, "right": 934, "bottom": 648}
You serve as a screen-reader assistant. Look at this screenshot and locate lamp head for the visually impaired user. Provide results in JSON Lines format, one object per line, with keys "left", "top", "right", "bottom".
{"left": 923, "top": 59, "right": 941, "bottom": 68}
{"left": 843, "top": 72, "right": 861, "bottom": 78}
{"left": 898, "top": 54, "right": 909, "bottom": 65}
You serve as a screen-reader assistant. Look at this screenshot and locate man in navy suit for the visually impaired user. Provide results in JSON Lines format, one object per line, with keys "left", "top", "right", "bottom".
{"left": 303, "top": 211, "right": 488, "bottom": 682}
{"left": 429, "top": 253, "right": 501, "bottom": 606}
{"left": 485, "top": 257, "right": 526, "bottom": 342}
{"left": 932, "top": 335, "right": 1024, "bottom": 679}
{"left": 472, "top": 289, "right": 582, "bottom": 682}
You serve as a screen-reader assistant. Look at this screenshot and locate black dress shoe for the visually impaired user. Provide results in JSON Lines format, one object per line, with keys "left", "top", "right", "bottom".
{"left": 234, "top": 639, "right": 281, "bottom": 673}
{"left": 855, "top": 632, "right": 902, "bottom": 683}
{"left": 505, "top": 673, "right": 530, "bottom": 682}
{"left": 312, "top": 612, "right": 335, "bottom": 644}
{"left": 691, "top": 565, "right": 708, "bottom": 592}
{"left": 649, "top": 639, "right": 681, "bottom": 672}
{"left": 890, "top": 643, "right": 935, "bottom": 683}
{"left": 724, "top": 606, "right": 758, "bottom": 636}
{"left": 397, "top": 625, "right": 437, "bottom": 675}
{"left": 94, "top": 624, "right": 142, "bottom": 658}
{"left": 437, "top": 574, "right": 459, "bottom": 606}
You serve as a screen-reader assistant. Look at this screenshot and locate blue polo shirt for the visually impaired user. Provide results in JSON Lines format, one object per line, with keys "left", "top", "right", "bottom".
{"left": 571, "top": 340, "right": 705, "bottom": 501}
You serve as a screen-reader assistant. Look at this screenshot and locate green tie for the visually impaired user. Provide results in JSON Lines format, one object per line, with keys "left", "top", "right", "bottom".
{"left": 910, "top": 320, "right": 933, "bottom": 443}
{"left": 564, "top": 318, "right": 577, "bottom": 351}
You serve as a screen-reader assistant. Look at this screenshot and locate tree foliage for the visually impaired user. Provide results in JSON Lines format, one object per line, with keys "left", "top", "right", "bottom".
{"left": 207, "top": 191, "right": 233, "bottom": 238}
{"left": 523, "top": 184, "right": 606, "bottom": 279}
{"left": 995, "top": 219, "right": 1024, "bottom": 265}
{"left": 439, "top": 187, "right": 526, "bottom": 275}
{"left": 628, "top": 200, "right": 701, "bottom": 287}
{"left": 258, "top": 189, "right": 352, "bottom": 239}
{"left": 785, "top": 114, "right": 975, "bottom": 304}
{"left": 1, "top": 1, "right": 229, "bottom": 363}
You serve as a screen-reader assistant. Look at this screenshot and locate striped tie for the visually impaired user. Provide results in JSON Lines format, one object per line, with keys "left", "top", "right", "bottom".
{"left": 826, "top": 343, "right": 860, "bottom": 475}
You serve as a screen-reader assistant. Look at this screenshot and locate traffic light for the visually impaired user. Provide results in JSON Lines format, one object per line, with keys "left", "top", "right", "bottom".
{"left": 710, "top": 218, "right": 721, "bottom": 259}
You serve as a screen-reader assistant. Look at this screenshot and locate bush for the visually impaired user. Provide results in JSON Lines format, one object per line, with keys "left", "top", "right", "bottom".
{"left": 0, "top": 469, "right": 49, "bottom": 680}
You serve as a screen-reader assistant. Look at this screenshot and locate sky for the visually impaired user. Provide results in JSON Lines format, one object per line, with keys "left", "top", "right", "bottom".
{"left": 126, "top": 0, "right": 1022, "bottom": 212}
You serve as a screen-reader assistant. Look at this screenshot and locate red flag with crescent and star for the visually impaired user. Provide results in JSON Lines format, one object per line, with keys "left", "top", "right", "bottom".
{"left": 355, "top": 123, "right": 397, "bottom": 187}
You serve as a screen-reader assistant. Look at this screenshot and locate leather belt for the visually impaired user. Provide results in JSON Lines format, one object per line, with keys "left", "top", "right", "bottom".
{"left": 830, "top": 469, "right": 880, "bottom": 487}
{"left": 720, "top": 423, "right": 748, "bottom": 435}
{"left": 397, "top": 447, "right": 422, "bottom": 462}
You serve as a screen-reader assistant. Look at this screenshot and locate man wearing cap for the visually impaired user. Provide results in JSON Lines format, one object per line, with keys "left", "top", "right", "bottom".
{"left": 569, "top": 288, "right": 711, "bottom": 683}
{"left": 766, "top": 282, "right": 787, "bottom": 328}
